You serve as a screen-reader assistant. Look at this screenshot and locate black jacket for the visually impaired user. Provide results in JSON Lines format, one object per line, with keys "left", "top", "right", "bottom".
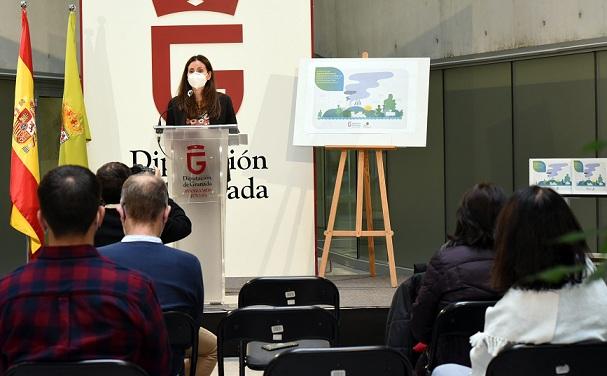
{"left": 166, "top": 92, "right": 237, "bottom": 126}
{"left": 411, "top": 245, "right": 499, "bottom": 343}
{"left": 94, "top": 198, "right": 192, "bottom": 247}
{"left": 385, "top": 272, "right": 425, "bottom": 359}
{"left": 410, "top": 245, "right": 500, "bottom": 369}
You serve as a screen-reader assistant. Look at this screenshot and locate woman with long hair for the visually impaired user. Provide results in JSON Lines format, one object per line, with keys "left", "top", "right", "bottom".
{"left": 433, "top": 186, "right": 607, "bottom": 376}
{"left": 407, "top": 183, "right": 506, "bottom": 370}
{"left": 166, "top": 55, "right": 237, "bottom": 126}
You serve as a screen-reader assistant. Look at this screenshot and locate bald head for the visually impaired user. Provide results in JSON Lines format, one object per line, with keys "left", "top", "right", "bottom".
{"left": 120, "top": 174, "right": 168, "bottom": 223}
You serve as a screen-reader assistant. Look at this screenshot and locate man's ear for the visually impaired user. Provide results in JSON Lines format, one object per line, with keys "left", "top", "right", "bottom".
{"left": 96, "top": 206, "right": 105, "bottom": 229}
{"left": 163, "top": 205, "right": 171, "bottom": 224}
{"left": 116, "top": 204, "right": 126, "bottom": 223}
{"left": 37, "top": 210, "right": 48, "bottom": 233}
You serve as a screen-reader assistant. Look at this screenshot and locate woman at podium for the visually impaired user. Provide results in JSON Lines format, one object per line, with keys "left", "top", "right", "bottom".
{"left": 166, "top": 55, "right": 237, "bottom": 126}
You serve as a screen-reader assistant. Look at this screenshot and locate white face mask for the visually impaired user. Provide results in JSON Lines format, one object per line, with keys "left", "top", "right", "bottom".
{"left": 187, "top": 72, "right": 208, "bottom": 89}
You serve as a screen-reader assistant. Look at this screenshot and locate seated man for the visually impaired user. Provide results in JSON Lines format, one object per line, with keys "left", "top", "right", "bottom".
{"left": 0, "top": 165, "right": 170, "bottom": 376}
{"left": 94, "top": 161, "right": 192, "bottom": 246}
{"left": 99, "top": 173, "right": 216, "bottom": 376}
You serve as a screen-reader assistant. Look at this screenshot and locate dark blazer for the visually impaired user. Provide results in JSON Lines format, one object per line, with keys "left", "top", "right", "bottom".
{"left": 94, "top": 198, "right": 192, "bottom": 247}
{"left": 166, "top": 92, "right": 237, "bottom": 126}
{"left": 99, "top": 240, "right": 203, "bottom": 375}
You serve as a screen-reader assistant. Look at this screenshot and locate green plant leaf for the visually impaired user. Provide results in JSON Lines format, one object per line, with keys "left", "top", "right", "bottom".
{"left": 557, "top": 228, "right": 607, "bottom": 244}
{"left": 573, "top": 160, "right": 584, "bottom": 173}
{"left": 583, "top": 140, "right": 607, "bottom": 153}
{"left": 528, "top": 264, "right": 586, "bottom": 284}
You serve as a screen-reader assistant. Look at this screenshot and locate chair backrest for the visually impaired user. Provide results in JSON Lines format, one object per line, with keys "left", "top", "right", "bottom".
{"left": 426, "top": 301, "right": 496, "bottom": 373}
{"left": 486, "top": 342, "right": 607, "bottom": 375}
{"left": 263, "top": 346, "right": 413, "bottom": 376}
{"left": 163, "top": 311, "right": 198, "bottom": 376}
{"left": 238, "top": 276, "right": 340, "bottom": 321}
{"left": 6, "top": 359, "right": 149, "bottom": 376}
{"left": 217, "top": 306, "right": 338, "bottom": 376}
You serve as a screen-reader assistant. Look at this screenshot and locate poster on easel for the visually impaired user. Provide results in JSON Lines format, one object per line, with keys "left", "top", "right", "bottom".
{"left": 293, "top": 58, "right": 430, "bottom": 147}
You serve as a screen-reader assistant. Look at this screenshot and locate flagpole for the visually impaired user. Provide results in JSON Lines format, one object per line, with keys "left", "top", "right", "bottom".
{"left": 59, "top": 2, "right": 92, "bottom": 168}
{"left": 21, "top": 1, "right": 31, "bottom": 262}
{"left": 20, "top": 0, "right": 29, "bottom": 262}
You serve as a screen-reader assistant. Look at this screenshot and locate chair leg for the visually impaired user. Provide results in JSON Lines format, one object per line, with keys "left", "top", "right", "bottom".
{"left": 218, "top": 352, "right": 224, "bottom": 376}
{"left": 239, "top": 342, "right": 246, "bottom": 376}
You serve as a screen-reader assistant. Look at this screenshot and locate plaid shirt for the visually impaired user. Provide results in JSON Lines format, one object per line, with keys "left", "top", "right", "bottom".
{"left": 0, "top": 245, "right": 171, "bottom": 376}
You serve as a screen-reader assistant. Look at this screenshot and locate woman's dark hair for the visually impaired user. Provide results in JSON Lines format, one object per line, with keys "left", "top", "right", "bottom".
{"left": 175, "top": 55, "right": 221, "bottom": 120}
{"left": 96, "top": 162, "right": 131, "bottom": 204}
{"left": 492, "top": 186, "right": 587, "bottom": 292}
{"left": 446, "top": 183, "right": 507, "bottom": 249}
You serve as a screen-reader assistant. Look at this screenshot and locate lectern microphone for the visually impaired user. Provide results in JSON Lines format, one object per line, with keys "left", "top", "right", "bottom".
{"left": 156, "top": 101, "right": 175, "bottom": 134}
{"left": 155, "top": 103, "right": 174, "bottom": 157}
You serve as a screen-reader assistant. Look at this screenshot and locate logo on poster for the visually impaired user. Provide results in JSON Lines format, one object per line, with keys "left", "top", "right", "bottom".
{"left": 187, "top": 144, "right": 206, "bottom": 174}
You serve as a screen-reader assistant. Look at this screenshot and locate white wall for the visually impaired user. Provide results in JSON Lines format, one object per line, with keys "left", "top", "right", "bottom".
{"left": 314, "top": 0, "right": 607, "bottom": 59}
{"left": 4, "top": 1, "right": 607, "bottom": 71}
{"left": 81, "top": 0, "right": 315, "bottom": 281}
{"left": 0, "top": 0, "right": 75, "bottom": 74}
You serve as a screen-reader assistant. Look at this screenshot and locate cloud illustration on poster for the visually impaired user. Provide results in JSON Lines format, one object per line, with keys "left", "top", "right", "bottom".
{"left": 344, "top": 72, "right": 394, "bottom": 101}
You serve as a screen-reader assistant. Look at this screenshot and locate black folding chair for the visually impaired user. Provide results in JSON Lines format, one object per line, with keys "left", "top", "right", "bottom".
{"left": 425, "top": 301, "right": 496, "bottom": 375}
{"left": 217, "top": 305, "right": 338, "bottom": 376}
{"left": 6, "top": 359, "right": 149, "bottom": 376}
{"left": 238, "top": 276, "right": 340, "bottom": 321}
{"left": 486, "top": 342, "right": 607, "bottom": 375}
{"left": 163, "top": 311, "right": 199, "bottom": 376}
{"left": 263, "top": 346, "right": 413, "bottom": 376}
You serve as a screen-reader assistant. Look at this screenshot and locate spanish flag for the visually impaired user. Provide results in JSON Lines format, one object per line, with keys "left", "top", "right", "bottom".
{"left": 58, "top": 8, "right": 91, "bottom": 167}
{"left": 10, "top": 5, "right": 43, "bottom": 254}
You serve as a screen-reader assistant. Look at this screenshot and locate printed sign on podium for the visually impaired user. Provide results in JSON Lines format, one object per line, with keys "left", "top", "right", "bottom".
{"left": 159, "top": 125, "right": 235, "bottom": 303}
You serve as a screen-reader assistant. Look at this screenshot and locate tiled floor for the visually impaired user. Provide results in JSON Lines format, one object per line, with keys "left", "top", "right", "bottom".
{"left": 210, "top": 358, "right": 262, "bottom": 376}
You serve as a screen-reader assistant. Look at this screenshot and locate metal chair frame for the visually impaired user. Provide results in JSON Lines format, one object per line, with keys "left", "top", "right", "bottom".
{"left": 425, "top": 300, "right": 497, "bottom": 375}
{"left": 486, "top": 342, "right": 607, "bottom": 375}
{"left": 238, "top": 276, "right": 340, "bottom": 322}
{"left": 6, "top": 359, "right": 149, "bottom": 376}
{"left": 217, "top": 305, "right": 338, "bottom": 376}
{"left": 163, "top": 311, "right": 199, "bottom": 376}
{"left": 263, "top": 346, "right": 413, "bottom": 376}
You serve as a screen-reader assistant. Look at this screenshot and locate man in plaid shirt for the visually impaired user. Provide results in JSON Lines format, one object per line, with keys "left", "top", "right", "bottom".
{"left": 0, "top": 165, "right": 171, "bottom": 376}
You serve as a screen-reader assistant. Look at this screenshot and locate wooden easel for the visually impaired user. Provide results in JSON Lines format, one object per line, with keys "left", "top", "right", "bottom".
{"left": 318, "top": 146, "right": 398, "bottom": 287}
{"left": 318, "top": 50, "right": 397, "bottom": 287}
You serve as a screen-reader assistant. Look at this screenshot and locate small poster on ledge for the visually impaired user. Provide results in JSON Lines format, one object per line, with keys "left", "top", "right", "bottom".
{"left": 529, "top": 158, "right": 607, "bottom": 195}
{"left": 571, "top": 159, "right": 607, "bottom": 194}
{"left": 529, "top": 159, "right": 573, "bottom": 194}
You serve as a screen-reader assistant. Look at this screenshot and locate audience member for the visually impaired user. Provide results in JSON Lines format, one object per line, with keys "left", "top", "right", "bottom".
{"left": 94, "top": 161, "right": 192, "bottom": 246}
{"left": 99, "top": 173, "right": 216, "bottom": 376}
{"left": 433, "top": 186, "right": 607, "bottom": 376}
{"left": 0, "top": 165, "right": 170, "bottom": 376}
{"left": 386, "top": 183, "right": 505, "bottom": 371}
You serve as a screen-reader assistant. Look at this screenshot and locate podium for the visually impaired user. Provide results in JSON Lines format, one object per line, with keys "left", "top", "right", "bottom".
{"left": 157, "top": 125, "right": 244, "bottom": 304}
